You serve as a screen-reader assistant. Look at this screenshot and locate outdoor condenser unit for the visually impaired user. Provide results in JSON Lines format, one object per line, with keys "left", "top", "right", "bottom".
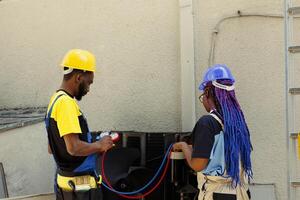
{"left": 114, "top": 132, "right": 197, "bottom": 200}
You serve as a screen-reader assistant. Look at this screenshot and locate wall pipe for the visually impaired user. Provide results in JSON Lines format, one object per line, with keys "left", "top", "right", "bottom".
{"left": 208, "top": 11, "right": 283, "bottom": 66}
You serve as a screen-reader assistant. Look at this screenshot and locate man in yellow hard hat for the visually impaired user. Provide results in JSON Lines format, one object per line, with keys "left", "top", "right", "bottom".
{"left": 45, "top": 49, "right": 113, "bottom": 200}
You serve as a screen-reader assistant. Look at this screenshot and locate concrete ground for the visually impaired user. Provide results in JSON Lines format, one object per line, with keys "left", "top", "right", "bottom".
{"left": 1, "top": 193, "right": 54, "bottom": 200}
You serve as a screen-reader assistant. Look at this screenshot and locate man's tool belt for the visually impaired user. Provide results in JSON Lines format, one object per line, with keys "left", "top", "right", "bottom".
{"left": 57, "top": 169, "right": 102, "bottom": 192}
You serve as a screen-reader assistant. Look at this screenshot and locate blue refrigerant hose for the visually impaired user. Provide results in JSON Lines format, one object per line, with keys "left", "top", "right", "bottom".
{"left": 101, "top": 144, "right": 173, "bottom": 195}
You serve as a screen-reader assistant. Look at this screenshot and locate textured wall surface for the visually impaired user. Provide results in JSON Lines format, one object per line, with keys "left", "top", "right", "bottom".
{"left": 0, "top": 0, "right": 181, "bottom": 132}
{"left": 0, "top": 123, "right": 55, "bottom": 197}
{"left": 193, "top": 0, "right": 287, "bottom": 199}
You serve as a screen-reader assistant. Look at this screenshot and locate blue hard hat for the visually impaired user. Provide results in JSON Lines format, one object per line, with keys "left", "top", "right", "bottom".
{"left": 198, "top": 64, "right": 235, "bottom": 91}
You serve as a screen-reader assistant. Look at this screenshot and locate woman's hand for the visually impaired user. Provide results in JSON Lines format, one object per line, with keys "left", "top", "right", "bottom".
{"left": 173, "top": 142, "right": 208, "bottom": 172}
{"left": 172, "top": 142, "right": 186, "bottom": 152}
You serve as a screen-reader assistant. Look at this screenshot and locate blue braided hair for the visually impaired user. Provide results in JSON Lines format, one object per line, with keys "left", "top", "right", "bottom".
{"left": 207, "top": 80, "right": 253, "bottom": 186}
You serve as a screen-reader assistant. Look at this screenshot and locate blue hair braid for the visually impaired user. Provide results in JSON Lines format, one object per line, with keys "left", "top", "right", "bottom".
{"left": 213, "top": 82, "right": 253, "bottom": 186}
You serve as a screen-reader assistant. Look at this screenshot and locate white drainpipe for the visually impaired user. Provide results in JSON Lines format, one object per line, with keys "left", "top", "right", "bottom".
{"left": 179, "top": 0, "right": 196, "bottom": 132}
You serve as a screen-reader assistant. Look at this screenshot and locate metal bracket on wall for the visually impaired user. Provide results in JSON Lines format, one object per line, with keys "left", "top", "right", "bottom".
{"left": 288, "top": 46, "right": 300, "bottom": 53}
{"left": 290, "top": 132, "right": 299, "bottom": 139}
{"left": 291, "top": 181, "right": 300, "bottom": 187}
{"left": 288, "top": 7, "right": 300, "bottom": 15}
{"left": 289, "top": 88, "right": 300, "bottom": 95}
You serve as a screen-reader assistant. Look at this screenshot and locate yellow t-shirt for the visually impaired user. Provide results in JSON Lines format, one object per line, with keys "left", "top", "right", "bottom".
{"left": 47, "top": 90, "right": 82, "bottom": 136}
{"left": 46, "top": 90, "right": 89, "bottom": 171}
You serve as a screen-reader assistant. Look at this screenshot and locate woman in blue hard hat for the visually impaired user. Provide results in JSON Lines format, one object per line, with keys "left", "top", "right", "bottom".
{"left": 173, "top": 64, "right": 252, "bottom": 200}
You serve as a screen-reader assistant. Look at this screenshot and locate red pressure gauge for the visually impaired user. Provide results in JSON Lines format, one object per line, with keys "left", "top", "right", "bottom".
{"left": 99, "top": 131, "right": 120, "bottom": 142}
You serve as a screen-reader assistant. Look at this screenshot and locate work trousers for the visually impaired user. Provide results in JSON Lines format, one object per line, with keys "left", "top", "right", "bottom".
{"left": 56, "top": 187, "right": 103, "bottom": 200}
{"left": 197, "top": 173, "right": 251, "bottom": 200}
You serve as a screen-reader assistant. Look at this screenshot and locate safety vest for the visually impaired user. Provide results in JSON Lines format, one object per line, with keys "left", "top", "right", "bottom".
{"left": 45, "top": 93, "right": 102, "bottom": 191}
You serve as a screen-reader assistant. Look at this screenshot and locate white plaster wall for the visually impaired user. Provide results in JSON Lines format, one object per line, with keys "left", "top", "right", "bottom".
{"left": 0, "top": 0, "right": 181, "bottom": 132}
{"left": 193, "top": 0, "right": 288, "bottom": 199}
{"left": 0, "top": 123, "right": 55, "bottom": 197}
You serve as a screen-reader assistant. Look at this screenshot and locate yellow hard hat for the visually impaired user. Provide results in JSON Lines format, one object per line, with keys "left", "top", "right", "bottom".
{"left": 61, "top": 49, "right": 96, "bottom": 72}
